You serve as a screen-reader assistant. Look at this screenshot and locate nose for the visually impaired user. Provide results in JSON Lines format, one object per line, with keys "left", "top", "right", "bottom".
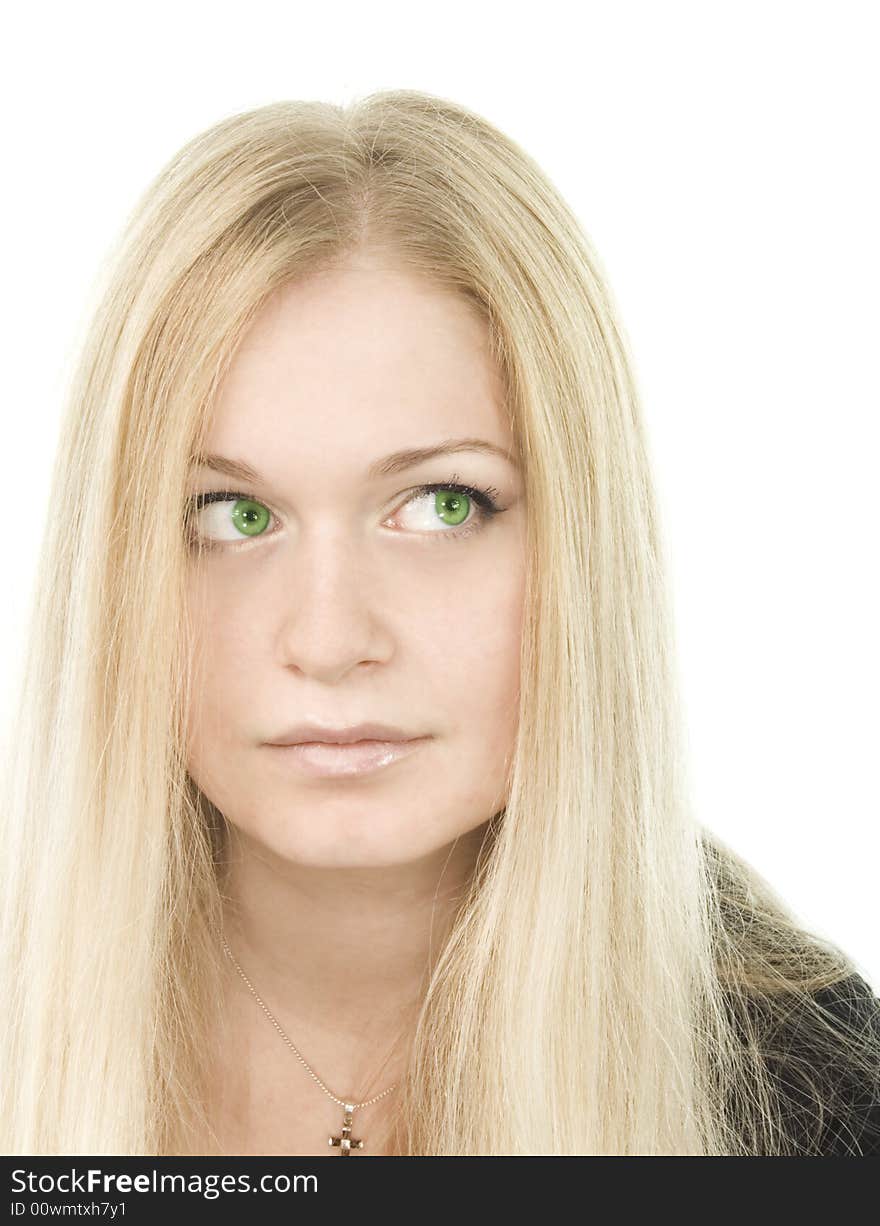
{"left": 273, "top": 526, "right": 391, "bottom": 683}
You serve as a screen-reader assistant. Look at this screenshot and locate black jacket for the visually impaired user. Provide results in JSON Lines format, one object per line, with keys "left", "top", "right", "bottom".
{"left": 750, "top": 972, "right": 880, "bottom": 1155}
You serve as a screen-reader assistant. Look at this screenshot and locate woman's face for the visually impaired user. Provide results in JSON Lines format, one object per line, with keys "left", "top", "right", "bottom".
{"left": 184, "top": 255, "right": 527, "bottom": 869}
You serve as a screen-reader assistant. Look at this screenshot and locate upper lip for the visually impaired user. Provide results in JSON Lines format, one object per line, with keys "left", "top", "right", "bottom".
{"left": 266, "top": 721, "right": 423, "bottom": 746}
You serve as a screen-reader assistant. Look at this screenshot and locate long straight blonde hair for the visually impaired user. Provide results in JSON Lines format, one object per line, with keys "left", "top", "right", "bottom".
{"left": 2, "top": 89, "right": 877, "bottom": 1155}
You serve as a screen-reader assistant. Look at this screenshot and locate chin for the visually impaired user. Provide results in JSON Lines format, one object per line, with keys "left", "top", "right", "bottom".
{"left": 246, "top": 812, "right": 450, "bottom": 871}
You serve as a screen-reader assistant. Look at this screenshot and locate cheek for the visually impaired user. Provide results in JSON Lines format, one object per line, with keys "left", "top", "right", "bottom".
{"left": 429, "top": 565, "right": 524, "bottom": 757}
{"left": 183, "top": 589, "right": 258, "bottom": 759}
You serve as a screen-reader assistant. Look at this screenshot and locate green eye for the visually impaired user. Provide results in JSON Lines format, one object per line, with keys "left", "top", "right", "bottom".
{"left": 433, "top": 489, "right": 470, "bottom": 526}
{"left": 229, "top": 498, "right": 271, "bottom": 537}
{"left": 187, "top": 493, "right": 273, "bottom": 546}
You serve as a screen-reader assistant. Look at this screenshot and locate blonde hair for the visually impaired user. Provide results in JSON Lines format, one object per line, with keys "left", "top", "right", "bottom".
{"left": 2, "top": 89, "right": 877, "bottom": 1155}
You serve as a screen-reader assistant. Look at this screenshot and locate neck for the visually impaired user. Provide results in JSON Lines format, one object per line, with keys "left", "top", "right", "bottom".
{"left": 216, "top": 821, "right": 490, "bottom": 1096}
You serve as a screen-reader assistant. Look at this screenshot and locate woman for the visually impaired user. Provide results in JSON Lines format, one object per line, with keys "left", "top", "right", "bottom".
{"left": 1, "top": 89, "right": 877, "bottom": 1157}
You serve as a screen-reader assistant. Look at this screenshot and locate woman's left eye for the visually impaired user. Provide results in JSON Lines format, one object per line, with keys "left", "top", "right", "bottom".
{"left": 184, "top": 480, "right": 504, "bottom": 550}
{"left": 390, "top": 482, "right": 503, "bottom": 540}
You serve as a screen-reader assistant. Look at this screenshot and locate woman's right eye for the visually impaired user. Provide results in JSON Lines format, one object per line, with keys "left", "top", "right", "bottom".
{"left": 185, "top": 492, "right": 276, "bottom": 548}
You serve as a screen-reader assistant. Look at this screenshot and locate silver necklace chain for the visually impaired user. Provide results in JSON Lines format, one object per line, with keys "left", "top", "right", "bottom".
{"left": 219, "top": 931, "right": 399, "bottom": 1112}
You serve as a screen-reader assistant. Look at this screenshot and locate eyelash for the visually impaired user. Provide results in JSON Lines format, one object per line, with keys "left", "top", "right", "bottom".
{"left": 184, "top": 473, "right": 505, "bottom": 552}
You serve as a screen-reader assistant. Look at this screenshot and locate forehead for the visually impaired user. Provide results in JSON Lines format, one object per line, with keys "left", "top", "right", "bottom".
{"left": 199, "top": 263, "right": 515, "bottom": 477}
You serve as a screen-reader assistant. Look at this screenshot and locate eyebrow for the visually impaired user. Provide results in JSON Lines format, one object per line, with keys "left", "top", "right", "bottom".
{"left": 190, "top": 438, "right": 520, "bottom": 483}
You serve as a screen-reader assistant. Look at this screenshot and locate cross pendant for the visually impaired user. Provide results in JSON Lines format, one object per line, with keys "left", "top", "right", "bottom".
{"left": 328, "top": 1103, "right": 364, "bottom": 1155}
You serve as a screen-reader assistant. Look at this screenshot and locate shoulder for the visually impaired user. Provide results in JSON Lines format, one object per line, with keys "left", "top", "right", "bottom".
{"left": 770, "top": 973, "right": 880, "bottom": 1156}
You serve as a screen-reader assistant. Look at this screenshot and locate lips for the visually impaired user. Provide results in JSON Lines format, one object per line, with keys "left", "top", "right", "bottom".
{"left": 265, "top": 736, "right": 428, "bottom": 778}
{"left": 266, "top": 721, "right": 420, "bottom": 746}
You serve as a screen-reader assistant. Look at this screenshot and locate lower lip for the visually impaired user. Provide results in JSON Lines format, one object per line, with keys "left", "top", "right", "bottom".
{"left": 265, "top": 738, "right": 428, "bottom": 778}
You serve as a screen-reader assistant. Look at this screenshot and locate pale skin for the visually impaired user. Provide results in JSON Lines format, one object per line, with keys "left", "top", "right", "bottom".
{"left": 183, "top": 251, "right": 527, "bottom": 1155}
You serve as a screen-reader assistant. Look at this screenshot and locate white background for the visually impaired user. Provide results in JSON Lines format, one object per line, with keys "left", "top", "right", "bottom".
{"left": 2, "top": 1, "right": 877, "bottom": 983}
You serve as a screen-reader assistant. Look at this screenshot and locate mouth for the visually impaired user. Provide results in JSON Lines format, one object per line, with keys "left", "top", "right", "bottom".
{"left": 265, "top": 736, "right": 429, "bottom": 779}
